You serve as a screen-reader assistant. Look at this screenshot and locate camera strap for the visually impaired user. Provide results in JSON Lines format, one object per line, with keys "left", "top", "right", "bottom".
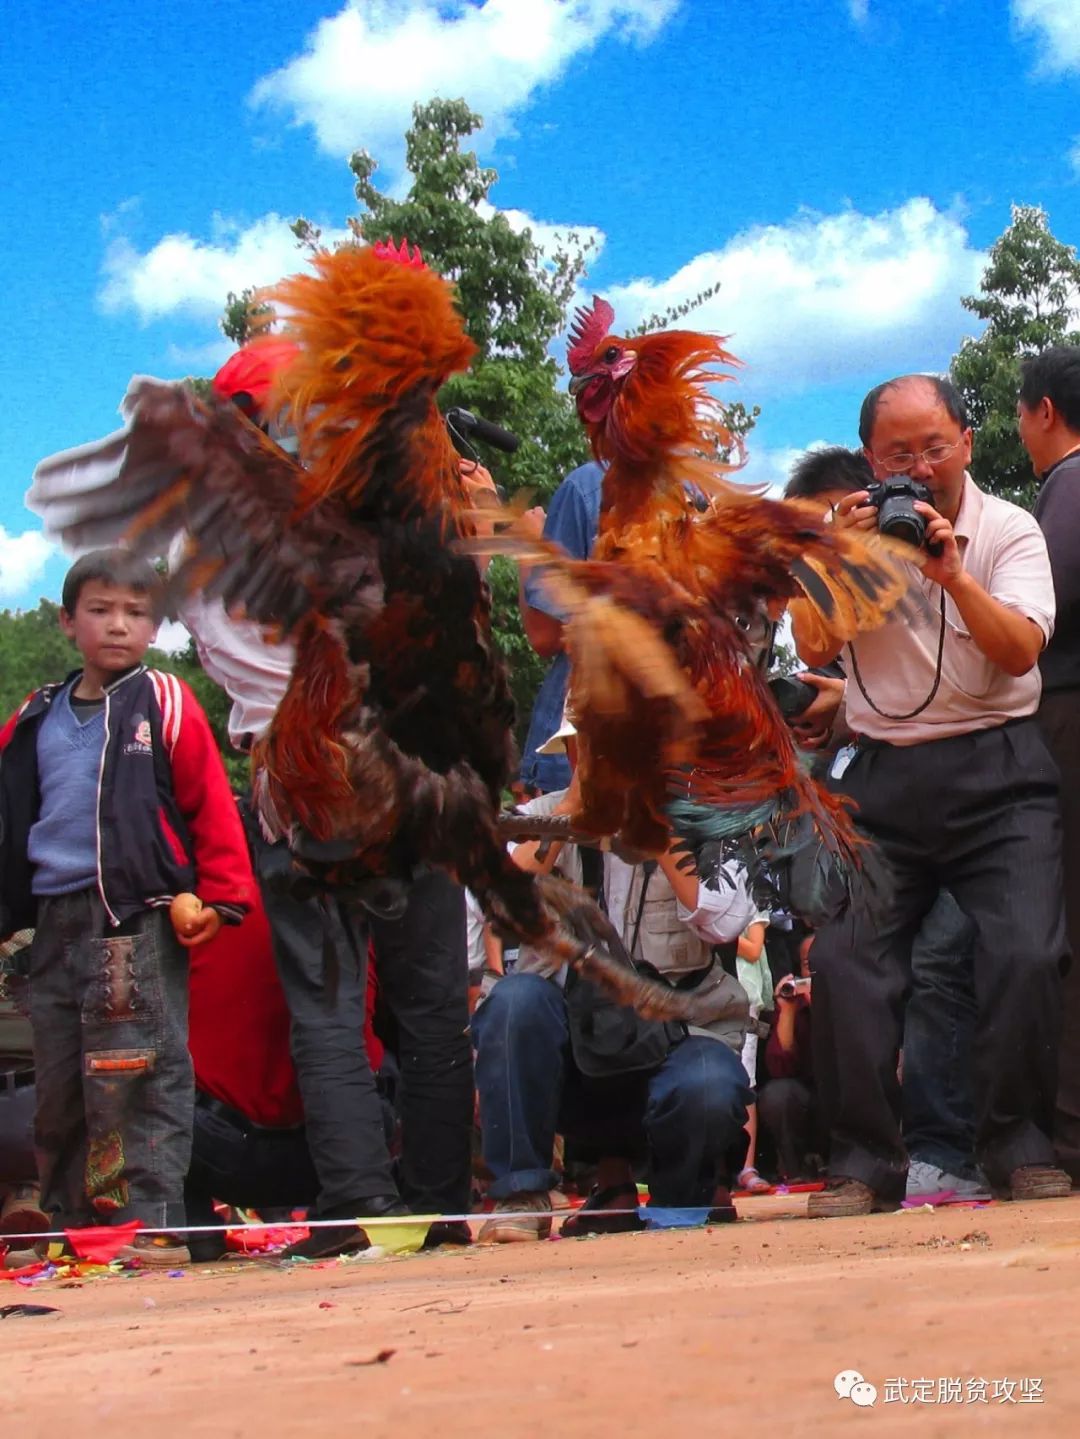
{"left": 846, "top": 589, "right": 947, "bottom": 722}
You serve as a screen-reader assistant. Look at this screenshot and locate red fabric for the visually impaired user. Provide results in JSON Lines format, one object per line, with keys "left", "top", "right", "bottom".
{"left": 212, "top": 339, "right": 300, "bottom": 410}
{"left": 0, "top": 695, "right": 34, "bottom": 753}
{"left": 188, "top": 892, "right": 304, "bottom": 1128}
{"left": 366, "top": 942, "right": 384, "bottom": 1074}
{"left": 166, "top": 676, "right": 257, "bottom": 917}
{"left": 66, "top": 1220, "right": 142, "bottom": 1262}
{"left": 764, "top": 998, "right": 813, "bottom": 1083}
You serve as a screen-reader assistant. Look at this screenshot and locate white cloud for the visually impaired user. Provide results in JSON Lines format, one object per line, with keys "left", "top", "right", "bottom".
{"left": 99, "top": 213, "right": 350, "bottom": 324}
{"left": 737, "top": 443, "right": 817, "bottom": 497}
{"left": 164, "top": 339, "right": 236, "bottom": 373}
{"left": 479, "top": 200, "right": 607, "bottom": 266}
{"left": 154, "top": 619, "right": 192, "bottom": 655}
{"left": 1012, "top": 0, "right": 1080, "bottom": 74}
{"left": 596, "top": 199, "right": 986, "bottom": 397}
{"left": 1070, "top": 135, "right": 1080, "bottom": 174}
{"left": 848, "top": 0, "right": 869, "bottom": 23}
{"left": 100, "top": 203, "right": 603, "bottom": 328}
{"left": 249, "top": 0, "right": 679, "bottom": 159}
{"left": 0, "top": 528, "right": 54, "bottom": 604}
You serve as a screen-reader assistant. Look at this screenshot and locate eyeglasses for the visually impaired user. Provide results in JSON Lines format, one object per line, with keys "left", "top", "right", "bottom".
{"left": 872, "top": 441, "right": 961, "bottom": 473}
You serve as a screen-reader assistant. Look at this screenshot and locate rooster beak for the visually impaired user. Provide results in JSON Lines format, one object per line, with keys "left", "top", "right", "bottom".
{"left": 568, "top": 373, "right": 597, "bottom": 396}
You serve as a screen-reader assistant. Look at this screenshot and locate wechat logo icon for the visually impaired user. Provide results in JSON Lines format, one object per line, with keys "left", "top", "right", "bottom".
{"left": 835, "top": 1370, "right": 878, "bottom": 1408}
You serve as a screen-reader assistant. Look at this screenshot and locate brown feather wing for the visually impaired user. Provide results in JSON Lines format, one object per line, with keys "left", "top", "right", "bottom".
{"left": 28, "top": 378, "right": 380, "bottom": 637}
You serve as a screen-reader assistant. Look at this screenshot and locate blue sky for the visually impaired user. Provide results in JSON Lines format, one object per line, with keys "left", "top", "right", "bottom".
{"left": 5, "top": 0, "right": 1080, "bottom": 619}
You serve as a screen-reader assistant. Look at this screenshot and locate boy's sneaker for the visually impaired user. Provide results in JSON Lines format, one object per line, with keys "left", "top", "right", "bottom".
{"left": 477, "top": 1191, "right": 552, "bottom": 1243}
{"left": 116, "top": 1234, "right": 192, "bottom": 1268}
{"left": 906, "top": 1160, "right": 990, "bottom": 1204}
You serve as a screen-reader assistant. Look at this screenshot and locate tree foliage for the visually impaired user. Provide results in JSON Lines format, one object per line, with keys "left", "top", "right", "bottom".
{"left": 220, "top": 287, "right": 272, "bottom": 347}
{"left": 951, "top": 205, "right": 1080, "bottom": 508}
{"left": 0, "top": 603, "right": 248, "bottom": 787}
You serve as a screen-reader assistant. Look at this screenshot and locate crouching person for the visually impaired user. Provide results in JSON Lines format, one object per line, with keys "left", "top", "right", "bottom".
{"left": 0, "top": 550, "right": 255, "bottom": 1268}
{"left": 473, "top": 715, "right": 755, "bottom": 1241}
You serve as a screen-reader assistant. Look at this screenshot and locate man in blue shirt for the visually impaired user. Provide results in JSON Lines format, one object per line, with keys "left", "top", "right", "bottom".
{"left": 518, "top": 460, "right": 604, "bottom": 793}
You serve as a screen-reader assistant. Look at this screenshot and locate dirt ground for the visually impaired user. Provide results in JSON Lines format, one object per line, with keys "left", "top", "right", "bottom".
{"left": 4, "top": 1191, "right": 1080, "bottom": 1437}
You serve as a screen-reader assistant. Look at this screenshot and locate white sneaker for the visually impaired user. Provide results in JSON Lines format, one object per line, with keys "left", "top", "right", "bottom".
{"left": 906, "top": 1159, "right": 990, "bottom": 1203}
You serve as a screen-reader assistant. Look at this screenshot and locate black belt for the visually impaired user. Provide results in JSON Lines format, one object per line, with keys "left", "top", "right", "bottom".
{"left": 856, "top": 715, "right": 1033, "bottom": 752}
{"left": 195, "top": 1089, "right": 303, "bottom": 1136}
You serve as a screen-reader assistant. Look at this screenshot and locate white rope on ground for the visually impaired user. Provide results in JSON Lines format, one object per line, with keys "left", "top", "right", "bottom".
{"left": 0, "top": 1207, "right": 658, "bottom": 1247}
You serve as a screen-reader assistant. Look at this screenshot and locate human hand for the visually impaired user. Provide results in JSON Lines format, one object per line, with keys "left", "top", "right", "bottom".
{"left": 913, "top": 502, "right": 963, "bottom": 588}
{"left": 174, "top": 903, "right": 222, "bottom": 949}
{"left": 460, "top": 460, "right": 499, "bottom": 535}
{"left": 790, "top": 671, "right": 845, "bottom": 750}
{"left": 831, "top": 490, "right": 878, "bottom": 536}
{"left": 774, "top": 974, "right": 810, "bottom": 1005}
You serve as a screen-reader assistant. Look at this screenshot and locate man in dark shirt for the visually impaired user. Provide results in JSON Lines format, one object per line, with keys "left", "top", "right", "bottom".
{"left": 1019, "top": 346, "right": 1080, "bottom": 1179}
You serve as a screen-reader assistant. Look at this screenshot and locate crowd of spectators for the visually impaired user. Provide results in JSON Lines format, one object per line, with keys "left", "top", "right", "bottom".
{"left": 3, "top": 347, "right": 1080, "bottom": 1260}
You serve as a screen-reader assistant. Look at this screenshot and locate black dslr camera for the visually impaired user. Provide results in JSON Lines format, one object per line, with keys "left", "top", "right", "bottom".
{"left": 864, "top": 477, "right": 943, "bottom": 556}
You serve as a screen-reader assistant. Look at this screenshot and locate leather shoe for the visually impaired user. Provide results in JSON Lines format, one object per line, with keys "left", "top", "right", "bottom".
{"left": 1006, "top": 1165, "right": 1072, "bottom": 1202}
{"left": 281, "top": 1195, "right": 408, "bottom": 1260}
{"left": 807, "top": 1178, "right": 897, "bottom": 1219}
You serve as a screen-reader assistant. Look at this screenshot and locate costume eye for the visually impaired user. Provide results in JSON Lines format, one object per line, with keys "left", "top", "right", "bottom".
{"left": 603, "top": 346, "right": 620, "bottom": 363}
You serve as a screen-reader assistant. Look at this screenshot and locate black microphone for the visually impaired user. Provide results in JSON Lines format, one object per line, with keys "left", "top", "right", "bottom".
{"left": 445, "top": 406, "right": 520, "bottom": 455}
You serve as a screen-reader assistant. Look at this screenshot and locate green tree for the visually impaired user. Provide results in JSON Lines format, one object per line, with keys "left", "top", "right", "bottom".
{"left": 220, "top": 287, "right": 272, "bottom": 347}
{"left": 0, "top": 601, "right": 80, "bottom": 716}
{"left": 236, "top": 98, "right": 758, "bottom": 738}
{"left": 951, "top": 205, "right": 1080, "bottom": 509}
{"left": 0, "top": 603, "right": 247, "bottom": 787}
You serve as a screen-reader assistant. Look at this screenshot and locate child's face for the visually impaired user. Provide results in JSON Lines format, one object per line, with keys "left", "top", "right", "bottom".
{"left": 60, "top": 581, "right": 158, "bottom": 678}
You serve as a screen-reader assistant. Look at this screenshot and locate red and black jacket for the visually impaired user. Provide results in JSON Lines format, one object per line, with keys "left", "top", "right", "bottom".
{"left": 0, "top": 665, "right": 255, "bottom": 936}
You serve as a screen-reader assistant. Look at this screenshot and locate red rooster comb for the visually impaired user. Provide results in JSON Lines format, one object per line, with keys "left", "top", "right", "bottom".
{"left": 373, "top": 237, "right": 426, "bottom": 270}
{"left": 567, "top": 296, "right": 616, "bottom": 374}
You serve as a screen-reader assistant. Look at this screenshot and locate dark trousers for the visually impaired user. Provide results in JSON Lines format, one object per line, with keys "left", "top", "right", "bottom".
{"left": 30, "top": 891, "right": 192, "bottom": 1230}
{"left": 1039, "top": 688, "right": 1080, "bottom": 1179}
{"left": 258, "top": 836, "right": 472, "bottom": 1216}
{"left": 369, "top": 872, "right": 474, "bottom": 1216}
{"left": 185, "top": 1094, "right": 319, "bottom": 1227}
{"left": 811, "top": 719, "right": 1066, "bottom": 1200}
{"left": 472, "top": 973, "right": 752, "bottom": 1206}
{"left": 901, "top": 889, "right": 979, "bottom": 1176}
{"left": 757, "top": 1078, "right": 820, "bottom": 1181}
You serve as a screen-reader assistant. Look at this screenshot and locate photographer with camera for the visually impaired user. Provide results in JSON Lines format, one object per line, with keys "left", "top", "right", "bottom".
{"left": 797, "top": 375, "right": 1070, "bottom": 1218}
{"left": 758, "top": 933, "right": 822, "bottom": 1184}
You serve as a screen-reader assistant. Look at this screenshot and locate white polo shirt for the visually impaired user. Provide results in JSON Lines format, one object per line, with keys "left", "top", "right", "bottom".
{"left": 843, "top": 475, "right": 1055, "bottom": 746}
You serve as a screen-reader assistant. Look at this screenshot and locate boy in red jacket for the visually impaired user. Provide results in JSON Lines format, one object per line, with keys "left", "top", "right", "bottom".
{"left": 0, "top": 549, "right": 255, "bottom": 1267}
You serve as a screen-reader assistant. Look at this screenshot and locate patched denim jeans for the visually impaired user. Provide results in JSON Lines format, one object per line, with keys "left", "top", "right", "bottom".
{"left": 29, "top": 889, "right": 192, "bottom": 1230}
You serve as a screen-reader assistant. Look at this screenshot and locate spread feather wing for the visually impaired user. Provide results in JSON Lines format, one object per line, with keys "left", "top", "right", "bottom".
{"left": 27, "top": 379, "right": 374, "bottom": 635}
{"left": 601, "top": 486, "right": 922, "bottom": 647}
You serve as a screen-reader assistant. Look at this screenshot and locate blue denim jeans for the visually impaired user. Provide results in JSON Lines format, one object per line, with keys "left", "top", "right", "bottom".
{"left": 472, "top": 972, "right": 752, "bottom": 1206}
{"left": 901, "top": 889, "right": 979, "bottom": 1177}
